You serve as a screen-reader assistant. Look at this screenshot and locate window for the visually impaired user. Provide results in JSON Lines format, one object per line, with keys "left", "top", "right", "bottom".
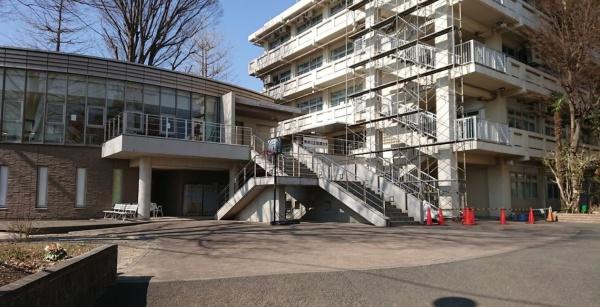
{"left": 75, "top": 168, "right": 87, "bottom": 208}
{"left": 330, "top": 0, "right": 353, "bottom": 15}
{"left": 330, "top": 84, "right": 363, "bottom": 107}
{"left": 125, "top": 82, "right": 143, "bottom": 113}
{"left": 297, "top": 13, "right": 323, "bottom": 34}
{"left": 45, "top": 73, "right": 67, "bottom": 144}
{"left": 36, "top": 167, "right": 48, "bottom": 208}
{"left": 0, "top": 166, "right": 7, "bottom": 208}
{"left": 160, "top": 88, "right": 176, "bottom": 116}
{"left": 510, "top": 172, "right": 538, "bottom": 199}
{"left": 330, "top": 42, "right": 354, "bottom": 61}
{"left": 143, "top": 85, "right": 160, "bottom": 115}
{"left": 23, "top": 71, "right": 46, "bottom": 143}
{"left": 269, "top": 32, "right": 291, "bottom": 50}
{"left": 297, "top": 55, "right": 323, "bottom": 76}
{"left": 547, "top": 176, "right": 560, "bottom": 200}
{"left": 66, "top": 75, "right": 86, "bottom": 144}
{"left": 298, "top": 96, "right": 323, "bottom": 114}
{"left": 106, "top": 80, "right": 125, "bottom": 119}
{"left": 87, "top": 77, "right": 106, "bottom": 145}
{"left": 508, "top": 109, "right": 537, "bottom": 133}
{"left": 2, "top": 69, "right": 26, "bottom": 142}
{"left": 273, "top": 70, "right": 292, "bottom": 85}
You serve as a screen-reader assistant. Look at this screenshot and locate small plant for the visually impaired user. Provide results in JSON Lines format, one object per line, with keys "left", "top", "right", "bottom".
{"left": 7, "top": 218, "right": 36, "bottom": 242}
{"left": 44, "top": 243, "right": 68, "bottom": 262}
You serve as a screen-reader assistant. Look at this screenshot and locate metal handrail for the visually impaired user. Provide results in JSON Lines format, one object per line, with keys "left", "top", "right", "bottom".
{"left": 105, "top": 112, "right": 253, "bottom": 146}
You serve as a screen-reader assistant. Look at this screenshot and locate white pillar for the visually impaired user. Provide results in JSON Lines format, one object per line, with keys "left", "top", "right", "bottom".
{"left": 222, "top": 92, "right": 236, "bottom": 144}
{"left": 435, "top": 3, "right": 459, "bottom": 212}
{"left": 137, "top": 157, "right": 152, "bottom": 220}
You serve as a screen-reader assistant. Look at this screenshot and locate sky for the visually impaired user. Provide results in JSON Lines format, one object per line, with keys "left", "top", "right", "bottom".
{"left": 0, "top": 0, "right": 296, "bottom": 92}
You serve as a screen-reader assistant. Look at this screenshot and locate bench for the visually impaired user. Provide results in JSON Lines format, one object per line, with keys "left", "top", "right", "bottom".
{"left": 103, "top": 203, "right": 139, "bottom": 220}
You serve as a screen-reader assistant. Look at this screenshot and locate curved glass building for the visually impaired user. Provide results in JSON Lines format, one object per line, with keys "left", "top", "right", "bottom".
{"left": 0, "top": 47, "right": 298, "bottom": 219}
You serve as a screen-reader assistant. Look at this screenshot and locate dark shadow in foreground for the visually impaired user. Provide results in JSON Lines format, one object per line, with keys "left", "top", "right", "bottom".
{"left": 433, "top": 296, "right": 477, "bottom": 307}
{"left": 95, "top": 276, "right": 152, "bottom": 307}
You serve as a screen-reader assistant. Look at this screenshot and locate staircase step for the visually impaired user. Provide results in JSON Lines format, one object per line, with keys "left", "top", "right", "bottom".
{"left": 388, "top": 220, "right": 419, "bottom": 226}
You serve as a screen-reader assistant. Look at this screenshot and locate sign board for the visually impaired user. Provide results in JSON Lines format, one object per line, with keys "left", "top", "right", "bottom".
{"left": 303, "top": 136, "right": 328, "bottom": 153}
{"left": 267, "top": 137, "right": 282, "bottom": 155}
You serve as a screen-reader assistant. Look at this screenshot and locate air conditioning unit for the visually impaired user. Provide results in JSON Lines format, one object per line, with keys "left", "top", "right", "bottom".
{"left": 526, "top": 46, "right": 543, "bottom": 67}
{"left": 264, "top": 75, "right": 274, "bottom": 86}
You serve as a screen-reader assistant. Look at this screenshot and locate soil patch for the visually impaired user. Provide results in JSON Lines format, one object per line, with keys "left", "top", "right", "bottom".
{"left": 0, "top": 242, "right": 96, "bottom": 287}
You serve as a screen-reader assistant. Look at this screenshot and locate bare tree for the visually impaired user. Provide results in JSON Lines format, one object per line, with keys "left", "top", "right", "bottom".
{"left": 532, "top": 0, "right": 600, "bottom": 211}
{"left": 189, "top": 30, "right": 232, "bottom": 81}
{"left": 12, "top": 0, "right": 85, "bottom": 52}
{"left": 91, "top": 0, "right": 221, "bottom": 70}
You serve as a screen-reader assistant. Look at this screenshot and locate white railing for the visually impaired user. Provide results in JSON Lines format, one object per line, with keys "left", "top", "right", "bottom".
{"left": 266, "top": 54, "right": 352, "bottom": 99}
{"left": 456, "top": 40, "right": 507, "bottom": 72}
{"left": 455, "top": 116, "right": 511, "bottom": 145}
{"left": 105, "top": 112, "right": 252, "bottom": 146}
{"left": 249, "top": 9, "right": 364, "bottom": 74}
{"left": 274, "top": 103, "right": 354, "bottom": 136}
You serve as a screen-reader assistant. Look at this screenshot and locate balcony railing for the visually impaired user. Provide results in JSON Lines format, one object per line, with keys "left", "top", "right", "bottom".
{"left": 456, "top": 40, "right": 507, "bottom": 72}
{"left": 105, "top": 112, "right": 252, "bottom": 146}
{"left": 249, "top": 9, "right": 364, "bottom": 75}
{"left": 274, "top": 103, "right": 354, "bottom": 136}
{"left": 266, "top": 54, "right": 351, "bottom": 99}
{"left": 456, "top": 116, "right": 512, "bottom": 145}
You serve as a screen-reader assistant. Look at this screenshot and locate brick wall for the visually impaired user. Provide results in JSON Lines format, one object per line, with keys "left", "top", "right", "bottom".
{"left": 0, "top": 144, "right": 115, "bottom": 219}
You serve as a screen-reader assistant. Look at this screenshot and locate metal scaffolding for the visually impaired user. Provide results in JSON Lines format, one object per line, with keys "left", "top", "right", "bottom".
{"left": 344, "top": 0, "right": 468, "bottom": 213}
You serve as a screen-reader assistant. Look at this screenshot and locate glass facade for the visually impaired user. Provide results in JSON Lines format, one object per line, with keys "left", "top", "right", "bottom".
{"left": 0, "top": 68, "right": 222, "bottom": 146}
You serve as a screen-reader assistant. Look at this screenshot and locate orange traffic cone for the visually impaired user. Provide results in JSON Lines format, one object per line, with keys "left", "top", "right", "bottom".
{"left": 527, "top": 208, "right": 535, "bottom": 224}
{"left": 500, "top": 208, "right": 507, "bottom": 225}
{"left": 437, "top": 208, "right": 445, "bottom": 226}
{"left": 470, "top": 208, "right": 476, "bottom": 225}
{"left": 426, "top": 207, "right": 433, "bottom": 225}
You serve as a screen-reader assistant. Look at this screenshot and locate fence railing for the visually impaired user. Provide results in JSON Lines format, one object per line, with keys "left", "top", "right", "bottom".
{"left": 105, "top": 112, "right": 253, "bottom": 146}
{"left": 456, "top": 116, "right": 512, "bottom": 145}
{"left": 456, "top": 40, "right": 507, "bottom": 72}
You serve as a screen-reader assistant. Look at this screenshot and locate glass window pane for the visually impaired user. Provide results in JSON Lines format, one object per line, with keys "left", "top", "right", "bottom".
{"left": 125, "top": 82, "right": 143, "bottom": 112}
{"left": 177, "top": 91, "right": 191, "bottom": 119}
{"left": 2, "top": 69, "right": 26, "bottom": 142}
{"left": 76, "top": 168, "right": 86, "bottom": 208}
{"left": 0, "top": 166, "right": 7, "bottom": 207}
{"left": 66, "top": 75, "right": 86, "bottom": 144}
{"left": 191, "top": 93, "right": 205, "bottom": 120}
{"left": 88, "top": 77, "right": 106, "bottom": 107}
{"left": 143, "top": 85, "right": 160, "bottom": 115}
{"left": 45, "top": 73, "right": 67, "bottom": 144}
{"left": 205, "top": 96, "right": 219, "bottom": 123}
{"left": 37, "top": 167, "right": 48, "bottom": 208}
{"left": 24, "top": 71, "right": 46, "bottom": 143}
{"left": 107, "top": 80, "right": 124, "bottom": 118}
{"left": 160, "top": 88, "right": 176, "bottom": 116}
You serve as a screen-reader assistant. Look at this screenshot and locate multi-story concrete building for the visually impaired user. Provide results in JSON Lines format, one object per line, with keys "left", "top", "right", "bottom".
{"left": 0, "top": 46, "right": 299, "bottom": 220}
{"left": 226, "top": 0, "right": 600, "bottom": 225}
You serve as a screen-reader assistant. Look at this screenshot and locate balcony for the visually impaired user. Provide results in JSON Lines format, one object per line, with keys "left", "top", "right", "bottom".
{"left": 249, "top": 9, "right": 365, "bottom": 76}
{"left": 274, "top": 103, "right": 355, "bottom": 137}
{"left": 102, "top": 112, "right": 252, "bottom": 160}
{"left": 455, "top": 40, "right": 561, "bottom": 96}
{"left": 266, "top": 54, "right": 353, "bottom": 100}
{"left": 456, "top": 116, "right": 512, "bottom": 145}
{"left": 462, "top": 0, "right": 543, "bottom": 30}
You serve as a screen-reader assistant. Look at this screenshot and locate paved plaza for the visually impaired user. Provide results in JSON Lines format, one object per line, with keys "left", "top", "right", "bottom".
{"left": 35, "top": 219, "right": 599, "bottom": 306}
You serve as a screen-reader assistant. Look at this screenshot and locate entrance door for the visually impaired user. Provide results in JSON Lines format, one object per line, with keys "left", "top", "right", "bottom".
{"left": 182, "top": 184, "right": 220, "bottom": 216}
{"left": 183, "top": 184, "right": 204, "bottom": 215}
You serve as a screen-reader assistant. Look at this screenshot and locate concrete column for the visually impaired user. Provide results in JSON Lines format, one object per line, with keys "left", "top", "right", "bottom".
{"left": 364, "top": 2, "right": 380, "bottom": 154}
{"left": 137, "top": 157, "right": 152, "bottom": 220}
{"left": 484, "top": 95, "right": 508, "bottom": 124}
{"left": 435, "top": 3, "right": 459, "bottom": 212}
{"left": 222, "top": 92, "right": 235, "bottom": 144}
{"left": 269, "top": 185, "right": 287, "bottom": 222}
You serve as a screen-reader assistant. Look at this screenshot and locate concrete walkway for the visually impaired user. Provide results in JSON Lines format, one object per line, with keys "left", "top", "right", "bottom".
{"left": 51, "top": 220, "right": 577, "bottom": 282}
